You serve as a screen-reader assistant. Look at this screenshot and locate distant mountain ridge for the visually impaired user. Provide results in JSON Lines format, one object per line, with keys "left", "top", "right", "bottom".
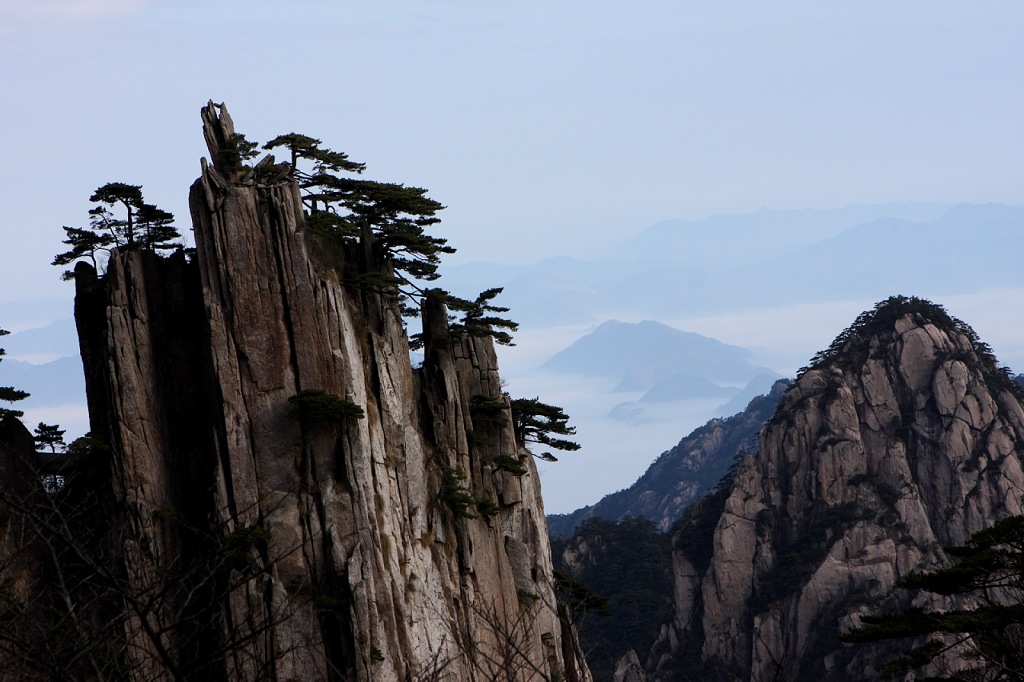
{"left": 439, "top": 202, "right": 1024, "bottom": 326}
{"left": 0, "top": 356, "right": 84, "bottom": 406}
{"left": 0, "top": 318, "right": 78, "bottom": 361}
{"left": 612, "top": 202, "right": 951, "bottom": 266}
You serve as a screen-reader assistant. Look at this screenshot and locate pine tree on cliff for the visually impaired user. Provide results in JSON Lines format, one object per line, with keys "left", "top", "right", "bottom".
{"left": 444, "top": 287, "right": 518, "bottom": 347}
{"left": 510, "top": 397, "right": 580, "bottom": 462}
{"left": 0, "top": 329, "right": 28, "bottom": 419}
{"left": 262, "top": 133, "right": 518, "bottom": 340}
{"left": 263, "top": 132, "right": 580, "bottom": 468}
{"left": 53, "top": 183, "right": 181, "bottom": 279}
{"left": 844, "top": 515, "right": 1024, "bottom": 680}
{"left": 264, "top": 133, "right": 449, "bottom": 288}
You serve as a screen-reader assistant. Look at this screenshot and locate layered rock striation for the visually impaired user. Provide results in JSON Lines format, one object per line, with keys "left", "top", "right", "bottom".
{"left": 58, "top": 103, "right": 589, "bottom": 681}
{"left": 648, "top": 297, "right": 1024, "bottom": 681}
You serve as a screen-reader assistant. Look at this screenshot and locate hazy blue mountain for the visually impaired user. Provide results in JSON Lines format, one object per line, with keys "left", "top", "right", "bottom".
{"left": 547, "top": 380, "right": 791, "bottom": 537}
{"left": 639, "top": 374, "right": 736, "bottom": 403}
{"left": 440, "top": 257, "right": 645, "bottom": 327}
{"left": 542, "top": 320, "right": 765, "bottom": 389}
{"left": 604, "top": 203, "right": 1024, "bottom": 315}
{"left": 610, "top": 202, "right": 950, "bottom": 267}
{"left": 1, "top": 318, "right": 79, "bottom": 361}
{"left": 483, "top": 272, "right": 599, "bottom": 327}
{"left": 712, "top": 372, "right": 784, "bottom": 417}
{"left": 437, "top": 203, "right": 1023, "bottom": 325}
{"left": 0, "top": 356, "right": 85, "bottom": 406}
{"left": 0, "top": 298, "right": 73, "bottom": 332}
{"left": 765, "top": 203, "right": 1024, "bottom": 297}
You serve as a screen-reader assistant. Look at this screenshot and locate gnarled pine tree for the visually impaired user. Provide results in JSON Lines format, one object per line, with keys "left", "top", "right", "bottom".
{"left": 53, "top": 182, "right": 181, "bottom": 279}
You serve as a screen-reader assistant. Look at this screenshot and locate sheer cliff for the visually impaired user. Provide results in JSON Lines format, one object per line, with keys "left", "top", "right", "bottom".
{"left": 33, "top": 103, "right": 589, "bottom": 681}
{"left": 648, "top": 297, "right": 1024, "bottom": 681}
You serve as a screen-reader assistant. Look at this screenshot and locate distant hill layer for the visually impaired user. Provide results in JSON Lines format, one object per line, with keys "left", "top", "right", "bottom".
{"left": 547, "top": 379, "right": 790, "bottom": 536}
{"left": 440, "top": 203, "right": 1024, "bottom": 325}
{"left": 542, "top": 319, "right": 770, "bottom": 389}
{"left": 0, "top": 356, "right": 84, "bottom": 407}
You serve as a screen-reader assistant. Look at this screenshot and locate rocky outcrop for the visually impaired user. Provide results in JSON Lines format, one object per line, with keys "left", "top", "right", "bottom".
{"left": 61, "top": 103, "right": 588, "bottom": 681}
{"left": 548, "top": 381, "right": 789, "bottom": 537}
{"left": 648, "top": 297, "right": 1024, "bottom": 681}
{"left": 613, "top": 650, "right": 647, "bottom": 682}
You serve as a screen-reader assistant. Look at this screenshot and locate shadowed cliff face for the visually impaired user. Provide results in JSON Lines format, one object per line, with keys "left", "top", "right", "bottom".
{"left": 649, "top": 299, "right": 1024, "bottom": 681}
{"left": 65, "top": 103, "right": 588, "bottom": 681}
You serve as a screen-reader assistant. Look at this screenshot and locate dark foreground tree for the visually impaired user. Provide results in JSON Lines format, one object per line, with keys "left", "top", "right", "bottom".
{"left": 33, "top": 423, "right": 66, "bottom": 454}
{"left": 0, "top": 328, "right": 28, "bottom": 419}
{"left": 843, "top": 515, "right": 1024, "bottom": 680}
{"left": 0, "top": 444, "right": 312, "bottom": 681}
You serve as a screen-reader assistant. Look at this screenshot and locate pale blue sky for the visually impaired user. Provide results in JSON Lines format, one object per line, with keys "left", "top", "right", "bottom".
{"left": 2, "top": 1, "right": 1023, "bottom": 513}
{"left": 2, "top": 1, "right": 1022, "bottom": 304}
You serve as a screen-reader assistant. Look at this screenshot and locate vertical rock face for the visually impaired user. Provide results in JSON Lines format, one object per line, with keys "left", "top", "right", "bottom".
{"left": 70, "top": 103, "right": 588, "bottom": 681}
{"left": 648, "top": 298, "right": 1024, "bottom": 681}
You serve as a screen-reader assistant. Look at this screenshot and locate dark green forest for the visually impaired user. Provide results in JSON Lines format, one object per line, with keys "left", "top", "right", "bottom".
{"left": 552, "top": 516, "right": 674, "bottom": 681}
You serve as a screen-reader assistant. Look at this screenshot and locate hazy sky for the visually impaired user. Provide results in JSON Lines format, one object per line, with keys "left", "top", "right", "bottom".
{"left": 1, "top": 2, "right": 1022, "bottom": 513}
{"left": 2, "top": 1, "right": 1022, "bottom": 305}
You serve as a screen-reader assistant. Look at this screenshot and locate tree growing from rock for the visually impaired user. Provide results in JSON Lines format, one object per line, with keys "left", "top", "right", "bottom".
{"left": 263, "top": 133, "right": 448, "bottom": 294}
{"left": 262, "top": 133, "right": 521, "bottom": 345}
{"left": 445, "top": 287, "right": 519, "bottom": 347}
{"left": 53, "top": 182, "right": 181, "bottom": 278}
{"left": 510, "top": 398, "right": 580, "bottom": 462}
{"left": 0, "top": 329, "right": 28, "bottom": 419}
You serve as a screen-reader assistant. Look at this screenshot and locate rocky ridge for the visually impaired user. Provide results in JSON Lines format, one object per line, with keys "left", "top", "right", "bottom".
{"left": 647, "top": 296, "right": 1024, "bottom": 681}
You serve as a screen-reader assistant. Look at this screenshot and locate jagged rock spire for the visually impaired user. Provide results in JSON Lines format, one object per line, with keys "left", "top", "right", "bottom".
{"left": 200, "top": 99, "right": 235, "bottom": 163}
